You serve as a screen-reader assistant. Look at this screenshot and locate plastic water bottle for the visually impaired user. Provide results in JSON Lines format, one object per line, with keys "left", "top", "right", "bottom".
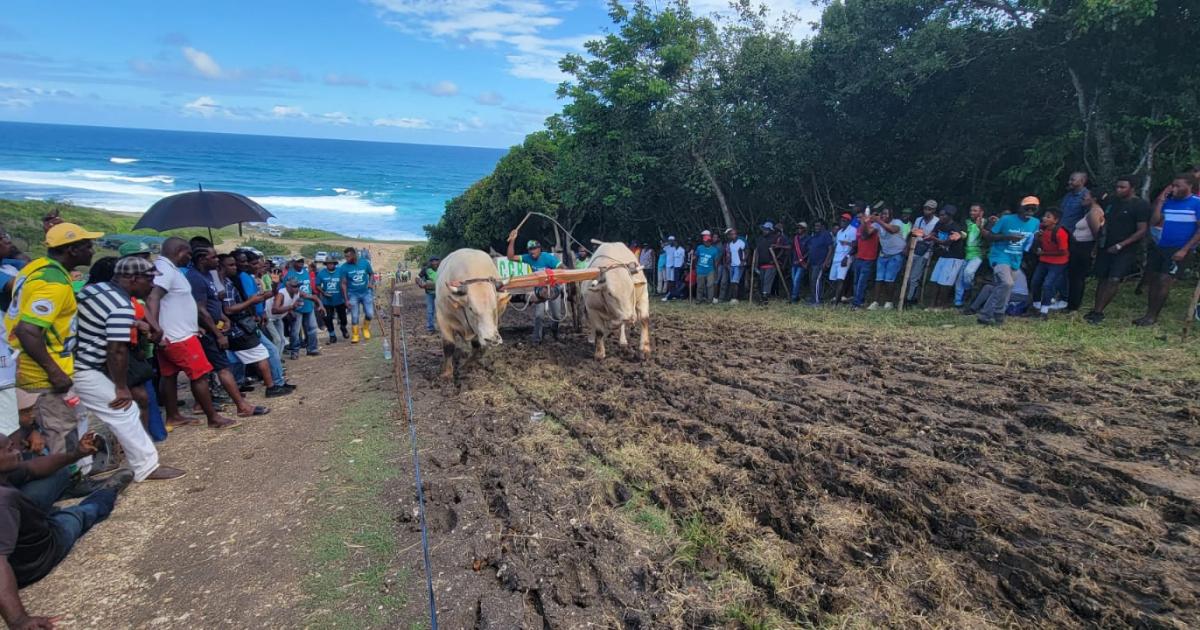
{"left": 382, "top": 337, "right": 393, "bottom": 361}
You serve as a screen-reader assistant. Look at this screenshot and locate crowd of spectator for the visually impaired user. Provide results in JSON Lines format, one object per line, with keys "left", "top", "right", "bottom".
{"left": 0, "top": 213, "right": 378, "bottom": 628}
{"left": 640, "top": 169, "right": 1200, "bottom": 327}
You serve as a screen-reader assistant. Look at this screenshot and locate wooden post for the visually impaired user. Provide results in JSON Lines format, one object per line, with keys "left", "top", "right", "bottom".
{"left": 747, "top": 248, "right": 755, "bottom": 305}
{"left": 769, "top": 247, "right": 792, "bottom": 302}
{"left": 1184, "top": 275, "right": 1200, "bottom": 339}
{"left": 897, "top": 235, "right": 917, "bottom": 314}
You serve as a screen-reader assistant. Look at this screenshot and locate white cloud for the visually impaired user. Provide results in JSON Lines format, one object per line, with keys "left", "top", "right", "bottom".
{"left": 321, "top": 111, "right": 352, "bottom": 125}
{"left": 183, "top": 95, "right": 223, "bottom": 117}
{"left": 271, "top": 105, "right": 305, "bottom": 117}
{"left": 413, "top": 80, "right": 459, "bottom": 97}
{"left": 369, "top": 1, "right": 592, "bottom": 84}
{"left": 475, "top": 90, "right": 504, "bottom": 105}
{"left": 0, "top": 98, "right": 32, "bottom": 109}
{"left": 373, "top": 117, "right": 430, "bottom": 129}
{"left": 182, "top": 46, "right": 223, "bottom": 79}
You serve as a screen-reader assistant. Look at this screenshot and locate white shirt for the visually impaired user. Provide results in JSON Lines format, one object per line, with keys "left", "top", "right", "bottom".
{"left": 727, "top": 239, "right": 746, "bottom": 267}
{"left": 270, "top": 288, "right": 298, "bottom": 321}
{"left": 833, "top": 226, "right": 857, "bottom": 261}
{"left": 153, "top": 257, "right": 199, "bottom": 343}
{"left": 665, "top": 245, "right": 685, "bottom": 268}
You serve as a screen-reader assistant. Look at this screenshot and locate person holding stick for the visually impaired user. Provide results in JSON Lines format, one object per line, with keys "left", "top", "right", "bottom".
{"left": 904, "top": 200, "right": 940, "bottom": 306}
{"left": 506, "top": 232, "right": 564, "bottom": 342}
{"left": 753, "top": 222, "right": 786, "bottom": 305}
{"left": 1132, "top": 173, "right": 1200, "bottom": 327}
{"left": 806, "top": 220, "right": 834, "bottom": 305}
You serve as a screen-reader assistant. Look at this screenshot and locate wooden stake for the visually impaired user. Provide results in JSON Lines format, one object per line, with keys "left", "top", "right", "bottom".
{"left": 1183, "top": 275, "right": 1200, "bottom": 339}
{"left": 897, "top": 235, "right": 917, "bottom": 314}
{"left": 747, "top": 249, "right": 755, "bottom": 305}
{"left": 769, "top": 247, "right": 792, "bottom": 302}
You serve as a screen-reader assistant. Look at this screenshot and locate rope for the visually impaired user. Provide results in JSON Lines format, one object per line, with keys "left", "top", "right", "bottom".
{"left": 390, "top": 287, "right": 440, "bottom": 630}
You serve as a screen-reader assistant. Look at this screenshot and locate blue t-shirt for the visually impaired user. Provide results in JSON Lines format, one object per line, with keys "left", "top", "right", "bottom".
{"left": 339, "top": 259, "right": 374, "bottom": 295}
{"left": 521, "top": 252, "right": 560, "bottom": 271}
{"left": 806, "top": 231, "right": 833, "bottom": 265}
{"left": 317, "top": 268, "right": 344, "bottom": 304}
{"left": 1157, "top": 195, "right": 1200, "bottom": 248}
{"left": 695, "top": 244, "right": 721, "bottom": 275}
{"left": 987, "top": 214, "right": 1039, "bottom": 269}
{"left": 284, "top": 268, "right": 314, "bottom": 313}
{"left": 238, "top": 271, "right": 263, "bottom": 317}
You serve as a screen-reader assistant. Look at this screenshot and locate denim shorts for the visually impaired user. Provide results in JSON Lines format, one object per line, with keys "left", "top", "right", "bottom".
{"left": 875, "top": 254, "right": 902, "bottom": 282}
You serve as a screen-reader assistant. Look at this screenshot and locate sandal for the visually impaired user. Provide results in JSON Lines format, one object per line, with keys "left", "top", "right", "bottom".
{"left": 237, "top": 405, "right": 270, "bottom": 418}
{"left": 208, "top": 418, "right": 243, "bottom": 429}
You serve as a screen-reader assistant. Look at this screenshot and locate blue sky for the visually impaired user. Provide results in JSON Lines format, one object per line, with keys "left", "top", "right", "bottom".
{"left": 0, "top": 1, "right": 819, "bottom": 148}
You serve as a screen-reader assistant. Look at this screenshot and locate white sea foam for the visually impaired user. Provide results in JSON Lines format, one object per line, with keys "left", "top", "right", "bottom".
{"left": 332, "top": 187, "right": 351, "bottom": 194}
{"left": 252, "top": 194, "right": 396, "bottom": 215}
{"left": 0, "top": 169, "right": 173, "bottom": 198}
{"left": 109, "top": 156, "right": 139, "bottom": 164}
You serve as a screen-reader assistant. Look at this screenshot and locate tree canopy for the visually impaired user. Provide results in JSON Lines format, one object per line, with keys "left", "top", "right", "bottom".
{"left": 425, "top": 0, "right": 1200, "bottom": 253}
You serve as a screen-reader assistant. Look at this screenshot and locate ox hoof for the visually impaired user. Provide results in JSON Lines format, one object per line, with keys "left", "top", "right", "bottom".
{"left": 594, "top": 351, "right": 606, "bottom": 361}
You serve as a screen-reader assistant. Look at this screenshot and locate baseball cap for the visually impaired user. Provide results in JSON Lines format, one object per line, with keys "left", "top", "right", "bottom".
{"left": 527, "top": 239, "right": 541, "bottom": 249}
{"left": 117, "top": 241, "right": 151, "bottom": 256}
{"left": 761, "top": 221, "right": 774, "bottom": 230}
{"left": 922, "top": 199, "right": 938, "bottom": 209}
{"left": 16, "top": 389, "right": 40, "bottom": 411}
{"left": 291, "top": 254, "right": 304, "bottom": 261}
{"left": 667, "top": 235, "right": 676, "bottom": 241}
{"left": 45, "top": 222, "right": 103, "bottom": 248}
{"left": 900, "top": 207, "right": 914, "bottom": 215}
{"left": 114, "top": 255, "right": 161, "bottom": 277}
{"left": 700, "top": 230, "right": 712, "bottom": 236}
{"left": 723, "top": 227, "right": 735, "bottom": 235}
{"left": 796, "top": 221, "right": 809, "bottom": 229}
{"left": 1020, "top": 195, "right": 1041, "bottom": 207}
{"left": 840, "top": 213, "right": 852, "bottom": 220}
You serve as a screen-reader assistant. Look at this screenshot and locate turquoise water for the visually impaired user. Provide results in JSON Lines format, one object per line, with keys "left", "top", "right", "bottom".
{"left": 0, "top": 121, "right": 505, "bottom": 240}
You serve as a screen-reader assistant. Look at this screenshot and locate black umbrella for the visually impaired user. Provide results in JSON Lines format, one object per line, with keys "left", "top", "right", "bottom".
{"left": 134, "top": 185, "right": 274, "bottom": 240}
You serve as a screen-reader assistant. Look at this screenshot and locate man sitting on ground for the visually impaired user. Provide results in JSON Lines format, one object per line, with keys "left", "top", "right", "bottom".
{"left": 0, "top": 431, "right": 132, "bottom": 630}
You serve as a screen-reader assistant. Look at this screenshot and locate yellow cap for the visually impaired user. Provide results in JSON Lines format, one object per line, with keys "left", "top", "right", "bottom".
{"left": 1020, "top": 196, "right": 1041, "bottom": 207}
{"left": 45, "top": 223, "right": 104, "bottom": 248}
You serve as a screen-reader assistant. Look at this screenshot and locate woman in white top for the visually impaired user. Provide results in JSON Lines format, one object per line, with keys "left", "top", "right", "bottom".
{"left": 1066, "top": 188, "right": 1105, "bottom": 311}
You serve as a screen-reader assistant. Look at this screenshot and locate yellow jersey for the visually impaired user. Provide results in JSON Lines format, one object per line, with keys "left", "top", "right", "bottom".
{"left": 4, "top": 258, "right": 77, "bottom": 389}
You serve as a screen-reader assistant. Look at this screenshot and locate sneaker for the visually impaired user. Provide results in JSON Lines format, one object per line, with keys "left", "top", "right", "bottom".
{"left": 1051, "top": 300, "right": 1068, "bottom": 311}
{"left": 1032, "top": 301, "right": 1041, "bottom": 310}
{"left": 307, "top": 350, "right": 321, "bottom": 357}
{"left": 867, "top": 302, "right": 879, "bottom": 310}
{"left": 1084, "top": 311, "right": 1104, "bottom": 325}
{"left": 976, "top": 316, "right": 996, "bottom": 326}
{"left": 265, "top": 385, "right": 294, "bottom": 398}
{"left": 883, "top": 302, "right": 894, "bottom": 310}
{"left": 730, "top": 299, "right": 738, "bottom": 304}
{"left": 238, "top": 383, "right": 255, "bottom": 393}
{"left": 145, "top": 465, "right": 186, "bottom": 481}
{"left": 661, "top": 296, "right": 669, "bottom": 303}
{"left": 99, "top": 468, "right": 136, "bottom": 493}
{"left": 328, "top": 335, "right": 338, "bottom": 344}
{"left": 712, "top": 298, "right": 719, "bottom": 304}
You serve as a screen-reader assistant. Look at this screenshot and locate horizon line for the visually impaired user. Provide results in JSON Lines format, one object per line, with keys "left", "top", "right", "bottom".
{"left": 0, "top": 119, "right": 513, "bottom": 153}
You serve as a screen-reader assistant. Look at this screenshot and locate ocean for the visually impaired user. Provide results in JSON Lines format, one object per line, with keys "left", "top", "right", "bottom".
{"left": 0, "top": 121, "right": 506, "bottom": 240}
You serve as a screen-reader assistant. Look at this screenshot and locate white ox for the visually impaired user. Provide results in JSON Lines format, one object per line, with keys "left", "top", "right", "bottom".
{"left": 435, "top": 248, "right": 512, "bottom": 379}
{"left": 583, "top": 242, "right": 651, "bottom": 360}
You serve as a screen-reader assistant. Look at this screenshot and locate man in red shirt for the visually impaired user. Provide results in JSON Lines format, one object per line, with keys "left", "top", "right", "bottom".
{"left": 851, "top": 212, "right": 880, "bottom": 308}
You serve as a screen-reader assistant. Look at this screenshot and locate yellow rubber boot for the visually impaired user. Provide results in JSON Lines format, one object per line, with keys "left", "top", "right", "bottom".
{"left": 351, "top": 325, "right": 360, "bottom": 343}
{"left": 362, "top": 324, "right": 372, "bottom": 340}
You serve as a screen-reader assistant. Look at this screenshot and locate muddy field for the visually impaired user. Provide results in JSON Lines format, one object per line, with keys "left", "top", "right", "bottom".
{"left": 391, "top": 289, "right": 1200, "bottom": 629}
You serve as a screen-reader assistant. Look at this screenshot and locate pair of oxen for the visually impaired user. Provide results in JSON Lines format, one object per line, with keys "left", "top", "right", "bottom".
{"left": 433, "top": 242, "right": 651, "bottom": 379}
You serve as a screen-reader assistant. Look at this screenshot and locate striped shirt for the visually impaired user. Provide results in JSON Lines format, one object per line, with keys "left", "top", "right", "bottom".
{"left": 74, "top": 282, "right": 136, "bottom": 372}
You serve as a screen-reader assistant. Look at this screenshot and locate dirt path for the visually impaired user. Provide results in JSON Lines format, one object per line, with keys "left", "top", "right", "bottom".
{"left": 21, "top": 332, "right": 390, "bottom": 628}
{"left": 387, "top": 288, "right": 1200, "bottom": 628}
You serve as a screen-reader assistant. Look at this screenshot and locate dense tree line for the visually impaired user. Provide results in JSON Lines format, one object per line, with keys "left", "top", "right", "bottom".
{"left": 425, "top": 0, "right": 1200, "bottom": 254}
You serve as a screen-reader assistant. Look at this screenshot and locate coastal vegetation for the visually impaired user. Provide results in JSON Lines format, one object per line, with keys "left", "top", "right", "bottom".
{"left": 425, "top": 0, "right": 1200, "bottom": 253}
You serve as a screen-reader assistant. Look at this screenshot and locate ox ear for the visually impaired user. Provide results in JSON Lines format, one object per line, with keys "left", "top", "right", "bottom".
{"left": 497, "top": 291, "right": 512, "bottom": 310}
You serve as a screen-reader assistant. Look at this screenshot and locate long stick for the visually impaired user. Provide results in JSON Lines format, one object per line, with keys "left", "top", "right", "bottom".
{"left": 897, "top": 235, "right": 917, "bottom": 314}
{"left": 689, "top": 255, "right": 695, "bottom": 303}
{"left": 747, "top": 249, "right": 755, "bottom": 305}
{"left": 769, "top": 247, "right": 792, "bottom": 302}
{"left": 1183, "top": 275, "right": 1200, "bottom": 339}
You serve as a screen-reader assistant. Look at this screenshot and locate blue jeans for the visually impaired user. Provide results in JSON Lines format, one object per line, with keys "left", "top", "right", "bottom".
{"left": 257, "top": 331, "right": 284, "bottom": 384}
{"left": 424, "top": 293, "right": 436, "bottom": 331}
{"left": 18, "top": 465, "right": 72, "bottom": 511}
{"left": 348, "top": 291, "right": 375, "bottom": 325}
{"left": 50, "top": 488, "right": 117, "bottom": 556}
{"left": 289, "top": 310, "right": 320, "bottom": 354}
{"left": 851, "top": 258, "right": 875, "bottom": 306}
{"left": 955, "top": 258, "right": 983, "bottom": 306}
{"left": 790, "top": 267, "right": 806, "bottom": 302}
{"left": 1031, "top": 262, "right": 1067, "bottom": 307}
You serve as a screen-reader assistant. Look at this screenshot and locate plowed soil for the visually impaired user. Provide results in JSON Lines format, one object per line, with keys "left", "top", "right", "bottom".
{"left": 390, "top": 289, "right": 1200, "bottom": 629}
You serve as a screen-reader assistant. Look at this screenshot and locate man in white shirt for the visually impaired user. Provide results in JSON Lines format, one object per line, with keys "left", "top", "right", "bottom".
{"left": 721, "top": 228, "right": 746, "bottom": 303}
{"left": 905, "top": 199, "right": 941, "bottom": 303}
{"left": 661, "top": 236, "right": 685, "bottom": 302}
{"left": 145, "top": 237, "right": 239, "bottom": 430}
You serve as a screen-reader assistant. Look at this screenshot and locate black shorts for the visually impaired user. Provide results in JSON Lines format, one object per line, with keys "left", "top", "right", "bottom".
{"left": 1147, "top": 246, "right": 1191, "bottom": 278}
{"left": 1092, "top": 250, "right": 1137, "bottom": 281}
{"left": 198, "top": 333, "right": 231, "bottom": 372}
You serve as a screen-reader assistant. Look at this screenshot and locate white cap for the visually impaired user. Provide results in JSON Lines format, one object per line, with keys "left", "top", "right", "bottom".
{"left": 700, "top": 230, "right": 712, "bottom": 236}
{"left": 667, "top": 235, "right": 676, "bottom": 241}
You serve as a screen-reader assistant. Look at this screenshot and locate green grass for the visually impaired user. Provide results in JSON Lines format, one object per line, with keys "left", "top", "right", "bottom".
{"left": 301, "top": 354, "right": 411, "bottom": 628}
{"left": 658, "top": 280, "right": 1200, "bottom": 380}
{"left": 283, "top": 227, "right": 349, "bottom": 240}
{"left": 676, "top": 514, "right": 723, "bottom": 571}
